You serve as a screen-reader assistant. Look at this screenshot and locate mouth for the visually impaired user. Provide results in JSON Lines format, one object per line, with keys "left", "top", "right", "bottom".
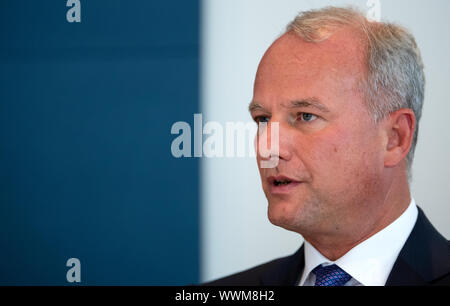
{"left": 267, "top": 175, "right": 302, "bottom": 194}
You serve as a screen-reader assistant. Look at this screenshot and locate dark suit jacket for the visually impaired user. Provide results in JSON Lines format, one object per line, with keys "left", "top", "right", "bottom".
{"left": 204, "top": 207, "right": 450, "bottom": 286}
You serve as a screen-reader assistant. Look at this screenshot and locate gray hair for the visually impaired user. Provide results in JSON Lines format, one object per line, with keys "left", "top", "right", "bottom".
{"left": 287, "top": 6, "right": 425, "bottom": 175}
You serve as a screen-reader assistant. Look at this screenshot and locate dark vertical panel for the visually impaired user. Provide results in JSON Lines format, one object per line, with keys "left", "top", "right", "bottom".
{"left": 0, "top": 0, "right": 199, "bottom": 285}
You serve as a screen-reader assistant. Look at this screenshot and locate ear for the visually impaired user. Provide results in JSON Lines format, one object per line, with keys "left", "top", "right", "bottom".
{"left": 384, "top": 108, "right": 416, "bottom": 168}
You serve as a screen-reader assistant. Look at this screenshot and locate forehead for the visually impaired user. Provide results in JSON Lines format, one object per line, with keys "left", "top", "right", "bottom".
{"left": 253, "top": 28, "right": 367, "bottom": 110}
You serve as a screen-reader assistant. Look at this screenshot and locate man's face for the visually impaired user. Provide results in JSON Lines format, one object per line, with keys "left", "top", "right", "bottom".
{"left": 251, "top": 29, "right": 387, "bottom": 237}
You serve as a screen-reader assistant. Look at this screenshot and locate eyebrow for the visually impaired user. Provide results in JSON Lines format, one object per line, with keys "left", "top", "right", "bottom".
{"left": 289, "top": 98, "right": 330, "bottom": 113}
{"left": 248, "top": 102, "right": 265, "bottom": 113}
{"left": 248, "top": 97, "right": 330, "bottom": 113}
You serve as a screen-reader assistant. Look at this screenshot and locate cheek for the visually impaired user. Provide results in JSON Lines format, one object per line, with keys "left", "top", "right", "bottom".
{"left": 296, "top": 131, "right": 348, "bottom": 169}
{"left": 299, "top": 125, "right": 381, "bottom": 178}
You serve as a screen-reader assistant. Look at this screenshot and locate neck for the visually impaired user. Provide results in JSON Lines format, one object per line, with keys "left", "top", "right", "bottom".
{"left": 303, "top": 170, "right": 411, "bottom": 261}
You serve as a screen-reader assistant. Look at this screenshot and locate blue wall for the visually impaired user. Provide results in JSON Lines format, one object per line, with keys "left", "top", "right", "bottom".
{"left": 0, "top": 0, "right": 199, "bottom": 285}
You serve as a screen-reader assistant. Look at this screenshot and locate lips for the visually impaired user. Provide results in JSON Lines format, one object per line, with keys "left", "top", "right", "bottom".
{"left": 267, "top": 175, "right": 302, "bottom": 194}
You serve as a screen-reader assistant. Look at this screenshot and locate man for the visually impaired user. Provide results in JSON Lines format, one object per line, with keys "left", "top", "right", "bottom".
{"left": 205, "top": 7, "right": 450, "bottom": 286}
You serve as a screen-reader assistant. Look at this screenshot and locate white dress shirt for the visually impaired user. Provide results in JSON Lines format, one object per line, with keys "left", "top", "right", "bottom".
{"left": 299, "top": 198, "right": 418, "bottom": 286}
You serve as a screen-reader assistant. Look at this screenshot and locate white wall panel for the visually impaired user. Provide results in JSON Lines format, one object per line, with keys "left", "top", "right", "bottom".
{"left": 201, "top": 0, "right": 450, "bottom": 282}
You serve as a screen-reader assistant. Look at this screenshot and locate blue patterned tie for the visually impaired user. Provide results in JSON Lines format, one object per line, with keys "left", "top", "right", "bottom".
{"left": 312, "top": 264, "right": 352, "bottom": 286}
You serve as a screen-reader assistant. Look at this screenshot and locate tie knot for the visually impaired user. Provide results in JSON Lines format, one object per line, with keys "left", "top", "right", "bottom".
{"left": 312, "top": 264, "right": 352, "bottom": 286}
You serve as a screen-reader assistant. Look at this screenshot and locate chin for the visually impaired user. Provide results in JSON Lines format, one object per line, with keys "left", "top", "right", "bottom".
{"left": 267, "top": 199, "right": 303, "bottom": 232}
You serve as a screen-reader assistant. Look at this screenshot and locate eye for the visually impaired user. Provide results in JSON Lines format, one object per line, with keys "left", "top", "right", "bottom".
{"left": 298, "top": 112, "right": 318, "bottom": 122}
{"left": 253, "top": 116, "right": 270, "bottom": 124}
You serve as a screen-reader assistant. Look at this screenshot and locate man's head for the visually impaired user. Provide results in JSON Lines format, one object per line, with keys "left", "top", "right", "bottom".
{"left": 250, "top": 7, "right": 425, "bottom": 241}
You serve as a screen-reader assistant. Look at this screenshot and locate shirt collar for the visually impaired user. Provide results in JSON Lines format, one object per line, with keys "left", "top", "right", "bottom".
{"left": 300, "top": 198, "right": 418, "bottom": 286}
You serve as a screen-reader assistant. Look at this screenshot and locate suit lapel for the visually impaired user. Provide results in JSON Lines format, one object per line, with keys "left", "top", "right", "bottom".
{"left": 256, "top": 207, "right": 448, "bottom": 286}
{"left": 386, "top": 207, "right": 450, "bottom": 285}
{"left": 260, "top": 245, "right": 305, "bottom": 286}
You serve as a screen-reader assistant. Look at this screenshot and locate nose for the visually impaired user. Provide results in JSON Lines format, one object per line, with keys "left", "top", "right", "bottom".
{"left": 256, "top": 121, "right": 292, "bottom": 167}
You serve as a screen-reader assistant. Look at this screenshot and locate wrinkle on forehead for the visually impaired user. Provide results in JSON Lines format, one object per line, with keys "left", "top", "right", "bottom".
{"left": 253, "top": 26, "right": 371, "bottom": 117}
{"left": 258, "top": 27, "right": 368, "bottom": 82}
{"left": 254, "top": 27, "right": 369, "bottom": 108}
